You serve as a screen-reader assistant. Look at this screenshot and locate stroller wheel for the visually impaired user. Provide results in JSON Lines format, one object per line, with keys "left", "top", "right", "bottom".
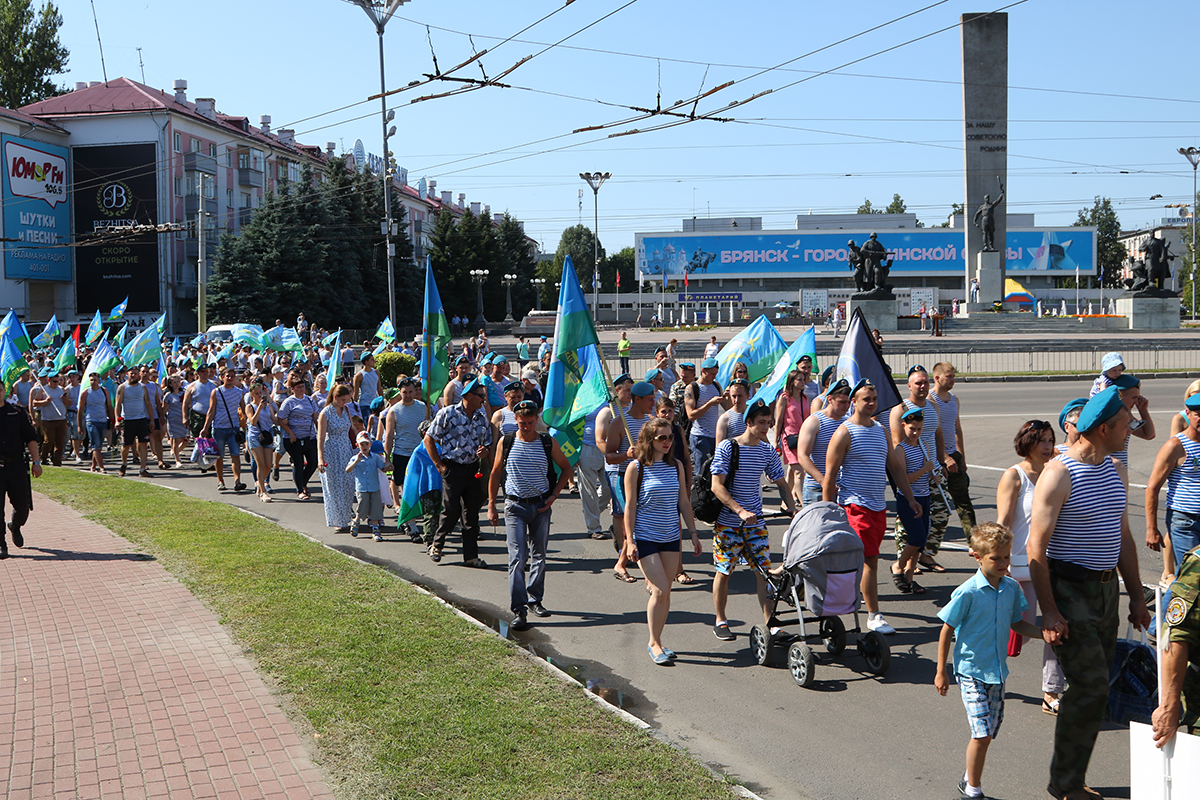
{"left": 749, "top": 625, "right": 775, "bottom": 667}
{"left": 859, "top": 630, "right": 891, "bottom": 675}
{"left": 787, "top": 642, "right": 815, "bottom": 688}
{"left": 819, "top": 617, "right": 847, "bottom": 656}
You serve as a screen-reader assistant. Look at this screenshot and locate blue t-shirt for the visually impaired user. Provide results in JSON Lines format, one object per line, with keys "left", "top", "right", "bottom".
{"left": 349, "top": 451, "right": 389, "bottom": 493}
{"left": 937, "top": 569, "right": 1028, "bottom": 684}
{"left": 710, "top": 439, "right": 785, "bottom": 528}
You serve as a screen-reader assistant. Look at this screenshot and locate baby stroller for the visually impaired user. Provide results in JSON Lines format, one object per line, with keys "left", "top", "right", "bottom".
{"left": 748, "top": 501, "right": 891, "bottom": 687}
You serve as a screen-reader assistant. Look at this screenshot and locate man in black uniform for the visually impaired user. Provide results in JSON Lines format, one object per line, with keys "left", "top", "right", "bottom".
{"left": 0, "top": 379, "right": 43, "bottom": 558}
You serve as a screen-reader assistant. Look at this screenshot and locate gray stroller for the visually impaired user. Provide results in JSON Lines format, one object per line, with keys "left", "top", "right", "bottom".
{"left": 748, "top": 501, "right": 891, "bottom": 687}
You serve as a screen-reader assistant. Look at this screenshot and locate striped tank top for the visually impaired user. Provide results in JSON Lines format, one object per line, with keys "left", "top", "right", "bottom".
{"left": 1112, "top": 433, "right": 1132, "bottom": 468}
{"left": 900, "top": 440, "right": 930, "bottom": 497}
{"left": 723, "top": 408, "right": 746, "bottom": 439}
{"left": 903, "top": 398, "right": 939, "bottom": 459}
{"left": 803, "top": 412, "right": 846, "bottom": 493}
{"left": 1166, "top": 432, "right": 1200, "bottom": 513}
{"left": 1047, "top": 454, "right": 1125, "bottom": 570}
{"left": 931, "top": 392, "right": 959, "bottom": 455}
{"left": 837, "top": 420, "right": 889, "bottom": 512}
{"left": 632, "top": 459, "right": 681, "bottom": 543}
{"left": 504, "top": 437, "right": 549, "bottom": 498}
{"left": 498, "top": 408, "right": 518, "bottom": 435}
{"left": 604, "top": 410, "right": 650, "bottom": 474}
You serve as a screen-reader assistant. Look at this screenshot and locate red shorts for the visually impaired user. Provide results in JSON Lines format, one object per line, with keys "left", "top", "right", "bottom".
{"left": 844, "top": 504, "right": 886, "bottom": 558}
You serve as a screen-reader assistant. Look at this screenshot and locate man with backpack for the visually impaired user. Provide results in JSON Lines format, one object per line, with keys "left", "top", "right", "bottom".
{"left": 685, "top": 357, "right": 730, "bottom": 476}
{"left": 487, "top": 400, "right": 572, "bottom": 630}
{"left": 708, "top": 399, "right": 797, "bottom": 641}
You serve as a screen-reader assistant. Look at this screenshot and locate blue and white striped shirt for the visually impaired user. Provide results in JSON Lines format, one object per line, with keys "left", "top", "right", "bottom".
{"left": 837, "top": 421, "right": 889, "bottom": 512}
{"left": 605, "top": 410, "right": 650, "bottom": 475}
{"left": 803, "top": 412, "right": 845, "bottom": 493}
{"left": 498, "top": 408, "right": 518, "bottom": 436}
{"left": 903, "top": 398, "right": 939, "bottom": 458}
{"left": 505, "top": 437, "right": 549, "bottom": 498}
{"left": 931, "top": 392, "right": 959, "bottom": 455}
{"left": 1047, "top": 454, "right": 1125, "bottom": 570}
{"left": 899, "top": 440, "right": 930, "bottom": 497}
{"left": 1166, "top": 432, "right": 1200, "bottom": 513}
{"left": 711, "top": 439, "right": 785, "bottom": 528}
{"left": 720, "top": 408, "right": 746, "bottom": 440}
{"left": 632, "top": 459, "right": 681, "bottom": 542}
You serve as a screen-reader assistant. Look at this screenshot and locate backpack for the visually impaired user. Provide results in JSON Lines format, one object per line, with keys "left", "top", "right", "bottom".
{"left": 501, "top": 431, "right": 556, "bottom": 497}
{"left": 691, "top": 441, "right": 739, "bottom": 523}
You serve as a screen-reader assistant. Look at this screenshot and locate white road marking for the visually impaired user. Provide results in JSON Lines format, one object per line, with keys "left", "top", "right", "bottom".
{"left": 969, "top": 463, "right": 1148, "bottom": 489}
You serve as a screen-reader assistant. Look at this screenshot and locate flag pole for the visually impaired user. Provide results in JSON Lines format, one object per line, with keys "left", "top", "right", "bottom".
{"left": 591, "top": 338, "right": 634, "bottom": 448}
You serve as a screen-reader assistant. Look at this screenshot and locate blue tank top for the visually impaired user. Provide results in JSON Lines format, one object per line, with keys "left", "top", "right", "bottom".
{"left": 605, "top": 410, "right": 649, "bottom": 475}
{"left": 498, "top": 408, "right": 518, "bottom": 435}
{"left": 505, "top": 437, "right": 549, "bottom": 498}
{"left": 803, "top": 412, "right": 846, "bottom": 493}
{"left": 931, "top": 392, "right": 959, "bottom": 455}
{"left": 358, "top": 369, "right": 379, "bottom": 406}
{"left": 837, "top": 420, "right": 888, "bottom": 512}
{"left": 121, "top": 383, "right": 149, "bottom": 420}
{"left": 1166, "top": 432, "right": 1200, "bottom": 513}
{"left": 1047, "top": 454, "right": 1125, "bottom": 570}
{"left": 632, "top": 459, "right": 681, "bottom": 543}
{"left": 900, "top": 440, "right": 929, "bottom": 497}
{"left": 723, "top": 408, "right": 746, "bottom": 440}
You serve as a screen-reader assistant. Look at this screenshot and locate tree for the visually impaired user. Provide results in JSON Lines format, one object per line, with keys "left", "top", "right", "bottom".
{"left": 0, "top": 0, "right": 68, "bottom": 108}
{"left": 547, "top": 224, "right": 602, "bottom": 288}
{"left": 599, "top": 246, "right": 635, "bottom": 294}
{"left": 856, "top": 198, "right": 882, "bottom": 215}
{"left": 1074, "top": 196, "right": 1127, "bottom": 290}
{"left": 935, "top": 203, "right": 965, "bottom": 228}
{"left": 884, "top": 193, "right": 907, "bottom": 215}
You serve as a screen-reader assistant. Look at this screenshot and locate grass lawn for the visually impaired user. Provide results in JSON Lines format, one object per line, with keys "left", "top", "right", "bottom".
{"left": 39, "top": 470, "right": 736, "bottom": 800}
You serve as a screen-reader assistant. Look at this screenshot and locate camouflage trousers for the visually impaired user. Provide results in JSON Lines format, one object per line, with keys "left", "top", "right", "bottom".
{"left": 895, "top": 451, "right": 976, "bottom": 556}
{"left": 420, "top": 491, "right": 442, "bottom": 547}
{"left": 1048, "top": 571, "right": 1119, "bottom": 795}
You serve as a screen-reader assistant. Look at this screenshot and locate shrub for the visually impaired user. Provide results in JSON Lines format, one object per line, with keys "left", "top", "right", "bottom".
{"left": 377, "top": 352, "right": 417, "bottom": 389}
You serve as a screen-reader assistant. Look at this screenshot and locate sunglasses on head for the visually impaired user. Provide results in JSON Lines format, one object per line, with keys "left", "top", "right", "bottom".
{"left": 1028, "top": 420, "right": 1051, "bottom": 431}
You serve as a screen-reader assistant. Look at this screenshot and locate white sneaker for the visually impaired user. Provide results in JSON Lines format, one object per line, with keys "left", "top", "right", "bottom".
{"left": 867, "top": 613, "right": 896, "bottom": 635}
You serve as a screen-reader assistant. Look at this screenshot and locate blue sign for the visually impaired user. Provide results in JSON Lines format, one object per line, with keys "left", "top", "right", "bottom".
{"left": 2, "top": 134, "right": 71, "bottom": 280}
{"left": 636, "top": 228, "right": 1096, "bottom": 279}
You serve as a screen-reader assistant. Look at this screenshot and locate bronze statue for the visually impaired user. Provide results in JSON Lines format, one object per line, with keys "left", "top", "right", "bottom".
{"left": 972, "top": 176, "right": 1005, "bottom": 252}
{"left": 1144, "top": 237, "right": 1176, "bottom": 291}
{"left": 1124, "top": 255, "right": 1149, "bottom": 292}
{"left": 847, "top": 239, "right": 867, "bottom": 292}
{"left": 848, "top": 233, "right": 894, "bottom": 298}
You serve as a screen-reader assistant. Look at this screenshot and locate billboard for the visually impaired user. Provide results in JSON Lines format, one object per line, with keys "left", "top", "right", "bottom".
{"left": 72, "top": 143, "right": 160, "bottom": 314}
{"left": 636, "top": 227, "right": 1097, "bottom": 280}
{"left": 1, "top": 134, "right": 71, "bottom": 280}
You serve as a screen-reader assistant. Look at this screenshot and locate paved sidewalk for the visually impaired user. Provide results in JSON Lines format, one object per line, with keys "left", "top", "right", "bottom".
{"left": 0, "top": 493, "right": 334, "bottom": 800}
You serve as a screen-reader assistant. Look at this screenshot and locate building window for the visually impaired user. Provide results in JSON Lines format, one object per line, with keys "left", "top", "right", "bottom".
{"left": 190, "top": 137, "right": 201, "bottom": 153}
{"left": 226, "top": 189, "right": 233, "bottom": 208}
{"left": 175, "top": 261, "right": 185, "bottom": 283}
{"left": 209, "top": 143, "right": 217, "bottom": 157}
{"left": 173, "top": 132, "right": 181, "bottom": 152}
{"left": 174, "top": 176, "right": 182, "bottom": 197}
{"left": 288, "top": 162, "right": 299, "bottom": 183}
{"left": 175, "top": 220, "right": 185, "bottom": 240}
{"left": 241, "top": 192, "right": 251, "bottom": 209}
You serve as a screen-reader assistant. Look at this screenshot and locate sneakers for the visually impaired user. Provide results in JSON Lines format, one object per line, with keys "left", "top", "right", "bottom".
{"left": 713, "top": 622, "right": 736, "bottom": 641}
{"left": 957, "top": 778, "right": 986, "bottom": 798}
{"left": 217, "top": 482, "right": 227, "bottom": 491}
{"left": 428, "top": 545, "right": 442, "bottom": 563}
{"left": 233, "top": 481, "right": 247, "bottom": 492}
{"left": 867, "top": 613, "right": 896, "bottom": 635}
{"left": 350, "top": 523, "right": 359, "bottom": 538}
{"left": 372, "top": 527, "right": 382, "bottom": 542}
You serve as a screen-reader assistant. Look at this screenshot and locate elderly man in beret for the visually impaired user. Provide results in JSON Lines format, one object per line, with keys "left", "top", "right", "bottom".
{"left": 1028, "top": 386, "right": 1152, "bottom": 800}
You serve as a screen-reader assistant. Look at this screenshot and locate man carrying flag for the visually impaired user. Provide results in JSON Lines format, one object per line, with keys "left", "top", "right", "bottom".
{"left": 0, "top": 344, "right": 43, "bottom": 558}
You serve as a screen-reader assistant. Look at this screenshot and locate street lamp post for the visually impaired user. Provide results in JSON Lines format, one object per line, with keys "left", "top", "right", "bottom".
{"left": 579, "top": 171, "right": 611, "bottom": 324}
{"left": 352, "top": 0, "right": 410, "bottom": 328}
{"left": 531, "top": 277, "right": 546, "bottom": 311}
{"left": 1180, "top": 147, "right": 1200, "bottom": 320}
{"left": 471, "top": 269, "right": 489, "bottom": 329}
{"left": 502, "top": 273, "right": 518, "bottom": 323}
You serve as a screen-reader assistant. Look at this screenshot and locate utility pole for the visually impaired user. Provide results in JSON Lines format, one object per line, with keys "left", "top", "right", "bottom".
{"left": 197, "top": 173, "right": 207, "bottom": 333}
{"left": 579, "top": 172, "right": 610, "bottom": 323}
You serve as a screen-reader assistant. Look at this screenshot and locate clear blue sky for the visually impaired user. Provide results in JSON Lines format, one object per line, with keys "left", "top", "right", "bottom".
{"left": 50, "top": 0, "right": 1200, "bottom": 254}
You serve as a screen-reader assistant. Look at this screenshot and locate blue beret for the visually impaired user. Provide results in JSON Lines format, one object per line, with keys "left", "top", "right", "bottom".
{"left": 1058, "top": 397, "right": 1089, "bottom": 433}
{"left": 850, "top": 378, "right": 874, "bottom": 398}
{"left": 492, "top": 354, "right": 507, "bottom": 364}
{"left": 701, "top": 357, "right": 719, "bottom": 369}
{"left": 631, "top": 381, "right": 655, "bottom": 398}
{"left": 1113, "top": 373, "right": 1140, "bottom": 390}
{"left": 644, "top": 368, "right": 662, "bottom": 381}
{"left": 825, "top": 378, "right": 850, "bottom": 397}
{"left": 1186, "top": 394, "right": 1200, "bottom": 412}
{"left": 462, "top": 377, "right": 483, "bottom": 396}
{"left": 1076, "top": 386, "right": 1124, "bottom": 434}
{"left": 369, "top": 396, "right": 386, "bottom": 415}
{"left": 613, "top": 373, "right": 631, "bottom": 386}
{"left": 679, "top": 361, "right": 696, "bottom": 369}
{"left": 454, "top": 355, "right": 468, "bottom": 365}
{"left": 503, "top": 380, "right": 522, "bottom": 393}
{"left": 900, "top": 406, "right": 924, "bottom": 421}
{"left": 654, "top": 345, "right": 666, "bottom": 354}
{"left": 480, "top": 352, "right": 495, "bottom": 364}
{"left": 820, "top": 365, "right": 836, "bottom": 386}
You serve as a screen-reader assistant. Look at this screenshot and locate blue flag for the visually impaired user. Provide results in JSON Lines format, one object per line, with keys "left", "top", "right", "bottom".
{"left": 172, "top": 336, "right": 181, "bottom": 355}
{"left": 189, "top": 333, "right": 206, "bottom": 348}
{"left": 109, "top": 296, "right": 128, "bottom": 320}
{"left": 0, "top": 331, "right": 27, "bottom": 389}
{"left": 834, "top": 308, "right": 903, "bottom": 417}
{"left": 419, "top": 258, "right": 452, "bottom": 403}
{"left": 375, "top": 316, "right": 396, "bottom": 343}
{"left": 32, "top": 315, "right": 60, "bottom": 348}
{"left": 263, "top": 325, "right": 304, "bottom": 353}
{"left": 157, "top": 354, "right": 168, "bottom": 376}
{"left": 83, "top": 338, "right": 121, "bottom": 379}
{"left": 114, "top": 322, "right": 128, "bottom": 349}
{"left": 323, "top": 330, "right": 341, "bottom": 369}
{"left": 713, "top": 314, "right": 787, "bottom": 389}
{"left": 85, "top": 310, "right": 104, "bottom": 346}
{"left": 215, "top": 341, "right": 234, "bottom": 362}
{"left": 122, "top": 325, "right": 163, "bottom": 368}
{"left": 372, "top": 339, "right": 389, "bottom": 356}
{"left": 152, "top": 313, "right": 166, "bottom": 335}
{"left": 231, "top": 323, "right": 266, "bottom": 350}
{"left": 748, "top": 325, "right": 817, "bottom": 409}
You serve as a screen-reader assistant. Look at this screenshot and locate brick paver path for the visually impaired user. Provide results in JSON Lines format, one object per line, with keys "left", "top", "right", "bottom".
{"left": 0, "top": 492, "right": 334, "bottom": 800}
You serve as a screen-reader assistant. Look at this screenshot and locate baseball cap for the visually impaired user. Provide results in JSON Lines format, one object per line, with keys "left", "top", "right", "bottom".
{"left": 521, "top": 369, "right": 539, "bottom": 381}
{"left": 356, "top": 431, "right": 372, "bottom": 444}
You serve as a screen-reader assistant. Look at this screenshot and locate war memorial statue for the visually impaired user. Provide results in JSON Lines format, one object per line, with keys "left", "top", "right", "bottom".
{"left": 847, "top": 232, "right": 895, "bottom": 298}
{"left": 972, "top": 176, "right": 1005, "bottom": 252}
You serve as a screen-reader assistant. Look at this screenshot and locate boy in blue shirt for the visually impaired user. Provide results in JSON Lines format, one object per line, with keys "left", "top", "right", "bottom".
{"left": 346, "top": 431, "right": 390, "bottom": 541}
{"left": 935, "top": 522, "right": 1044, "bottom": 799}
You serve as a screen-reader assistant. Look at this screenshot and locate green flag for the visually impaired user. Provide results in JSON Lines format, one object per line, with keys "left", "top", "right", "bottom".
{"left": 0, "top": 332, "right": 27, "bottom": 390}
{"left": 54, "top": 338, "right": 76, "bottom": 372}
{"left": 419, "top": 258, "right": 452, "bottom": 403}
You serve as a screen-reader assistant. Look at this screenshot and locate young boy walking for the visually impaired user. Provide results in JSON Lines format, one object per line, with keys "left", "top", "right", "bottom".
{"left": 935, "top": 522, "right": 1044, "bottom": 799}
{"left": 346, "top": 431, "right": 389, "bottom": 541}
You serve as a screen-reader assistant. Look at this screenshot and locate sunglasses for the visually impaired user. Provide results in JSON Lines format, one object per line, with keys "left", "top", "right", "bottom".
{"left": 1028, "top": 420, "right": 1052, "bottom": 431}
{"left": 470, "top": 391, "right": 488, "bottom": 399}
{"left": 653, "top": 433, "right": 673, "bottom": 443}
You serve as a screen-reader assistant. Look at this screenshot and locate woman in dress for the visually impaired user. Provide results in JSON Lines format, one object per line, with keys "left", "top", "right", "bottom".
{"left": 624, "top": 418, "right": 699, "bottom": 665}
{"left": 162, "top": 375, "right": 189, "bottom": 467}
{"left": 246, "top": 380, "right": 278, "bottom": 502}
{"left": 996, "top": 419, "right": 1066, "bottom": 715}
{"left": 773, "top": 370, "right": 811, "bottom": 503}
{"left": 318, "top": 384, "right": 356, "bottom": 531}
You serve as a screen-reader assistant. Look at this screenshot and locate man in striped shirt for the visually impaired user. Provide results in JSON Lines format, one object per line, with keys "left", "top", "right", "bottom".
{"left": 1028, "top": 386, "right": 1151, "bottom": 800}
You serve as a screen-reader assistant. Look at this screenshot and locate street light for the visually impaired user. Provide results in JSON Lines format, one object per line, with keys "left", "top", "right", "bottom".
{"left": 531, "top": 277, "right": 546, "bottom": 311}
{"left": 579, "top": 171, "right": 611, "bottom": 323}
{"left": 1180, "top": 147, "right": 1200, "bottom": 320}
{"left": 502, "top": 273, "right": 518, "bottom": 323}
{"left": 471, "top": 269, "right": 489, "bottom": 329}
{"left": 352, "top": 0, "right": 411, "bottom": 329}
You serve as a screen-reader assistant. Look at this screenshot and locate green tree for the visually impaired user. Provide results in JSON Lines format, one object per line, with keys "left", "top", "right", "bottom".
{"left": 856, "top": 198, "right": 882, "bottom": 215}
{"left": 599, "top": 246, "right": 635, "bottom": 293}
{"left": 0, "top": 0, "right": 68, "bottom": 108}
{"left": 884, "top": 193, "right": 907, "bottom": 215}
{"left": 1074, "top": 196, "right": 1127, "bottom": 289}
{"left": 496, "top": 214, "right": 538, "bottom": 319}
{"left": 935, "top": 203, "right": 965, "bottom": 228}
{"left": 546, "top": 224, "right": 602, "bottom": 290}
{"left": 1180, "top": 194, "right": 1199, "bottom": 317}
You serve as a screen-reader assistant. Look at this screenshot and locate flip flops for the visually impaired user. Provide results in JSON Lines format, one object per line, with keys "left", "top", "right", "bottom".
{"left": 918, "top": 557, "right": 948, "bottom": 573}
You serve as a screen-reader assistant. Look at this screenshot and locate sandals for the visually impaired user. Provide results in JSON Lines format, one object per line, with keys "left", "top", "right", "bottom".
{"left": 675, "top": 572, "right": 695, "bottom": 585}
{"left": 613, "top": 570, "right": 636, "bottom": 583}
{"left": 1042, "top": 696, "right": 1060, "bottom": 716}
{"left": 907, "top": 579, "right": 927, "bottom": 595}
{"left": 891, "top": 570, "right": 913, "bottom": 593}
{"left": 918, "top": 557, "right": 947, "bottom": 573}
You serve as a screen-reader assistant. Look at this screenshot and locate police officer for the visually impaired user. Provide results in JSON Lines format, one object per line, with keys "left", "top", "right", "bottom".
{"left": 1153, "top": 543, "right": 1200, "bottom": 747}
{"left": 0, "top": 379, "right": 43, "bottom": 559}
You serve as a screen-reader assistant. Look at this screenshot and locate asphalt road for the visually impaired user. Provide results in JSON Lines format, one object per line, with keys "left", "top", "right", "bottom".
{"left": 103, "top": 376, "right": 1187, "bottom": 800}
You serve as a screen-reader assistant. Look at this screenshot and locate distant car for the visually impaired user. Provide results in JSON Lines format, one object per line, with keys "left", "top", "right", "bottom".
{"left": 204, "top": 324, "right": 237, "bottom": 342}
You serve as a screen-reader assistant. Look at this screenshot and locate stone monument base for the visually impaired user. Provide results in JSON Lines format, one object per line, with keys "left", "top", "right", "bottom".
{"left": 1115, "top": 294, "right": 1180, "bottom": 330}
{"left": 847, "top": 297, "right": 898, "bottom": 333}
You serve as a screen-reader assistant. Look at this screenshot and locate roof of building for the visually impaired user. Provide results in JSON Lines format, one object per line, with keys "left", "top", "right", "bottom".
{"left": 0, "top": 105, "right": 69, "bottom": 134}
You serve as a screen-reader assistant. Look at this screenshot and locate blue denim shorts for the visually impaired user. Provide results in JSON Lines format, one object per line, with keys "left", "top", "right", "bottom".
{"left": 212, "top": 427, "right": 241, "bottom": 461}
{"left": 606, "top": 471, "right": 626, "bottom": 515}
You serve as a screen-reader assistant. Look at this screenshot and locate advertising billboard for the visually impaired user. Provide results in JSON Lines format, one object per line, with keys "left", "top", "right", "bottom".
{"left": 1, "top": 134, "right": 71, "bottom": 280}
{"left": 72, "top": 143, "right": 160, "bottom": 314}
{"left": 636, "top": 227, "right": 1097, "bottom": 280}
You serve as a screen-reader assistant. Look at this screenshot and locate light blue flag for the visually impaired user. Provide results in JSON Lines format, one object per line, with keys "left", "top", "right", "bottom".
{"left": 748, "top": 325, "right": 817, "bottom": 409}
{"left": 172, "top": 336, "right": 181, "bottom": 355}
{"left": 85, "top": 310, "right": 104, "bottom": 346}
{"left": 109, "top": 296, "right": 128, "bottom": 320}
{"left": 713, "top": 314, "right": 787, "bottom": 389}
{"left": 189, "top": 333, "right": 206, "bottom": 348}
{"left": 122, "top": 325, "right": 163, "bottom": 368}
{"left": 32, "top": 315, "right": 60, "bottom": 348}
{"left": 372, "top": 339, "right": 389, "bottom": 356}
{"left": 157, "top": 354, "right": 168, "bottom": 376}
{"left": 215, "top": 341, "right": 234, "bottom": 362}
{"left": 322, "top": 329, "right": 340, "bottom": 346}
{"left": 0, "top": 331, "right": 27, "bottom": 389}
{"left": 323, "top": 330, "right": 341, "bottom": 369}
{"left": 0, "top": 309, "right": 31, "bottom": 353}
{"left": 114, "top": 323, "right": 128, "bottom": 349}
{"left": 83, "top": 338, "right": 121, "bottom": 379}
{"left": 375, "top": 316, "right": 395, "bottom": 343}
{"left": 834, "top": 308, "right": 903, "bottom": 417}
{"left": 231, "top": 323, "right": 266, "bottom": 350}
{"left": 152, "top": 313, "right": 166, "bottom": 335}
{"left": 263, "top": 325, "right": 304, "bottom": 353}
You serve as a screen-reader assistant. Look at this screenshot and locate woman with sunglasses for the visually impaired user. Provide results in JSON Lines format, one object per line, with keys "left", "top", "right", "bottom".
{"left": 656, "top": 397, "right": 695, "bottom": 585}
{"left": 624, "top": 418, "right": 699, "bottom": 665}
{"left": 996, "top": 419, "right": 1065, "bottom": 715}
{"left": 774, "top": 370, "right": 811, "bottom": 504}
